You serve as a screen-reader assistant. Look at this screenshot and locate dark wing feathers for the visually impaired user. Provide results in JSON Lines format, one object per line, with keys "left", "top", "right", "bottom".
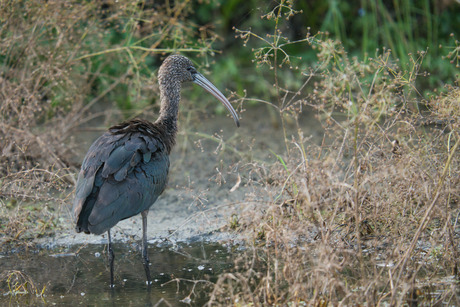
{"left": 73, "top": 130, "right": 169, "bottom": 235}
{"left": 73, "top": 132, "right": 123, "bottom": 219}
{"left": 143, "top": 151, "right": 152, "bottom": 163}
{"left": 101, "top": 145, "right": 135, "bottom": 181}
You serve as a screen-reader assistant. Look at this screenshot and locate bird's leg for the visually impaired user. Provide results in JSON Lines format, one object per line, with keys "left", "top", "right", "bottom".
{"left": 141, "top": 210, "right": 152, "bottom": 285}
{"left": 107, "top": 230, "right": 115, "bottom": 288}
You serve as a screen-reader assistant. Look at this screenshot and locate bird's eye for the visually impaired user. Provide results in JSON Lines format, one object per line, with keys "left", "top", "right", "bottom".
{"left": 187, "top": 66, "right": 197, "bottom": 74}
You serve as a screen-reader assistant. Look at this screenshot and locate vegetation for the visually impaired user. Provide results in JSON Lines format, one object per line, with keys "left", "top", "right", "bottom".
{"left": 0, "top": 0, "right": 217, "bottom": 246}
{"left": 209, "top": 2, "right": 459, "bottom": 305}
{"left": 1, "top": 0, "right": 459, "bottom": 305}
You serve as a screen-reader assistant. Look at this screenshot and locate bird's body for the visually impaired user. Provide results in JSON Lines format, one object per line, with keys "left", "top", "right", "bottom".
{"left": 74, "top": 119, "right": 170, "bottom": 235}
{"left": 73, "top": 55, "right": 239, "bottom": 287}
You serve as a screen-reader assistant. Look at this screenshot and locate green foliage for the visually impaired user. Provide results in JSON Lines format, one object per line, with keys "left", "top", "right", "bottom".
{"left": 213, "top": 0, "right": 459, "bottom": 93}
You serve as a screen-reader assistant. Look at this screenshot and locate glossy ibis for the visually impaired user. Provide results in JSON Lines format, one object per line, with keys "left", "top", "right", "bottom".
{"left": 73, "top": 55, "right": 239, "bottom": 287}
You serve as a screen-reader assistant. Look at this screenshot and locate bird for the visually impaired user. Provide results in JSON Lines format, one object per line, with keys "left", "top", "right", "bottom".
{"left": 72, "top": 55, "right": 240, "bottom": 287}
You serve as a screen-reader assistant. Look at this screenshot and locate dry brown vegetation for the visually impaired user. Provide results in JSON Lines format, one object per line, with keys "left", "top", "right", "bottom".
{"left": 207, "top": 3, "right": 460, "bottom": 305}
{"left": 0, "top": 1, "right": 215, "bottom": 247}
{"left": 1, "top": 1, "right": 459, "bottom": 305}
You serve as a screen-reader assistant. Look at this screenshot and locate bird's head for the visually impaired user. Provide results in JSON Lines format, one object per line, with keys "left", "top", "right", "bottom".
{"left": 159, "top": 55, "right": 196, "bottom": 83}
{"left": 159, "top": 55, "right": 240, "bottom": 127}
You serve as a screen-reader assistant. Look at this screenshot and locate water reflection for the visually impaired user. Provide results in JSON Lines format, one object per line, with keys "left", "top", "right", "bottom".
{"left": 0, "top": 241, "right": 234, "bottom": 306}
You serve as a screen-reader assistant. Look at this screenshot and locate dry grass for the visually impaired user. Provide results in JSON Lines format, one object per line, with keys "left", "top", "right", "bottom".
{"left": 207, "top": 2, "right": 459, "bottom": 305}
{"left": 0, "top": 1, "right": 216, "bottom": 248}
{"left": 0, "top": 270, "right": 46, "bottom": 297}
{"left": 210, "top": 81, "right": 459, "bottom": 305}
{"left": 0, "top": 1, "right": 458, "bottom": 305}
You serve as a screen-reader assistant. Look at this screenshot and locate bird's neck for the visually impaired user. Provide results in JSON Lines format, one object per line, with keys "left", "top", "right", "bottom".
{"left": 156, "top": 80, "right": 181, "bottom": 140}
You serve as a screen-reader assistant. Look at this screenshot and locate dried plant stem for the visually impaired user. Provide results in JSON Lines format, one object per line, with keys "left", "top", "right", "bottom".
{"left": 391, "top": 135, "right": 459, "bottom": 297}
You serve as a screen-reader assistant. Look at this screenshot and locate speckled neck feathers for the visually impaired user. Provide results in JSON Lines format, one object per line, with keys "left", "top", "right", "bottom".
{"left": 110, "top": 55, "right": 196, "bottom": 154}
{"left": 156, "top": 78, "right": 181, "bottom": 139}
{"left": 110, "top": 56, "right": 195, "bottom": 154}
{"left": 154, "top": 55, "right": 195, "bottom": 145}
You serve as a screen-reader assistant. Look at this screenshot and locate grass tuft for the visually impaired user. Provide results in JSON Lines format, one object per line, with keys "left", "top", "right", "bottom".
{"left": 208, "top": 1, "right": 460, "bottom": 305}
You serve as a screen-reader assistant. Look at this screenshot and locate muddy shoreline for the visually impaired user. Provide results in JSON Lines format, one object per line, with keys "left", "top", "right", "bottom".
{"left": 38, "top": 105, "right": 323, "bottom": 247}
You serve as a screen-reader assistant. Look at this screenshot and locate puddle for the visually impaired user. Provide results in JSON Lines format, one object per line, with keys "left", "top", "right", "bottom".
{"left": 0, "top": 241, "right": 235, "bottom": 306}
{"left": 0, "top": 105, "right": 324, "bottom": 305}
{"left": 2, "top": 103, "right": 457, "bottom": 305}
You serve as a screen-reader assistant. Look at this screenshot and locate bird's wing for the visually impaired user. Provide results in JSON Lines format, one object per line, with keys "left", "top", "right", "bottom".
{"left": 73, "top": 131, "right": 168, "bottom": 233}
{"left": 73, "top": 132, "right": 124, "bottom": 218}
{"left": 87, "top": 153, "right": 169, "bottom": 234}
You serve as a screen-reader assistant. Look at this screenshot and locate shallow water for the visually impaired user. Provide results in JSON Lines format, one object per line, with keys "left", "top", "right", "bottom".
{"left": 0, "top": 241, "right": 235, "bottom": 306}
{"left": 1, "top": 106, "right": 324, "bottom": 306}
{"left": 2, "top": 104, "right": 457, "bottom": 305}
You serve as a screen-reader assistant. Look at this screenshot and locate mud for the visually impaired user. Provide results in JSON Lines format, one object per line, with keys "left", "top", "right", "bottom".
{"left": 41, "top": 105, "right": 323, "bottom": 246}
{"left": 1, "top": 105, "right": 323, "bottom": 305}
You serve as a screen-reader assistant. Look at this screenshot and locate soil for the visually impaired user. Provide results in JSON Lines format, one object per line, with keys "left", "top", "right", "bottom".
{"left": 38, "top": 104, "right": 324, "bottom": 247}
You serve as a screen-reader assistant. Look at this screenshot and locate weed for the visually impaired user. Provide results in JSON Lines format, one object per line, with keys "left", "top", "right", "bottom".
{"left": 0, "top": 1, "right": 458, "bottom": 305}
{"left": 0, "top": 1, "right": 217, "bottom": 249}
{"left": 209, "top": 1, "right": 460, "bottom": 305}
{"left": 0, "top": 270, "right": 46, "bottom": 297}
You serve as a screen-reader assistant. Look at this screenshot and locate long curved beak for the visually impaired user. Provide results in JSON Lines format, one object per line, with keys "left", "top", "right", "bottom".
{"left": 193, "top": 73, "right": 240, "bottom": 127}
